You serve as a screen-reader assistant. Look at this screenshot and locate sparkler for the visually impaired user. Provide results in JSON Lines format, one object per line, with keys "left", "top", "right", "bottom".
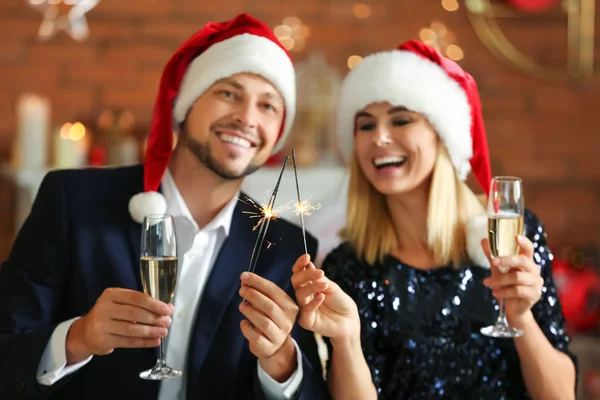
{"left": 292, "top": 150, "right": 322, "bottom": 254}
{"left": 246, "top": 156, "right": 289, "bottom": 274}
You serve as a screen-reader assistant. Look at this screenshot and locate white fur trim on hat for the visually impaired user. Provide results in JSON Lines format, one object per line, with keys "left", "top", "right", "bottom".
{"left": 337, "top": 51, "right": 472, "bottom": 180}
{"left": 466, "top": 215, "right": 490, "bottom": 268}
{"left": 173, "top": 33, "right": 296, "bottom": 153}
{"left": 128, "top": 191, "right": 168, "bottom": 224}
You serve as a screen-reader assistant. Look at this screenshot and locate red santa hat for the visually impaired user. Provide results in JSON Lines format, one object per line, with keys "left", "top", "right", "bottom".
{"left": 128, "top": 13, "right": 296, "bottom": 224}
{"left": 337, "top": 40, "right": 493, "bottom": 267}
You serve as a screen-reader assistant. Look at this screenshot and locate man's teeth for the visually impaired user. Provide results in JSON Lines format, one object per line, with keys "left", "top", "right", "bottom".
{"left": 374, "top": 156, "right": 406, "bottom": 166}
{"left": 219, "top": 133, "right": 251, "bottom": 148}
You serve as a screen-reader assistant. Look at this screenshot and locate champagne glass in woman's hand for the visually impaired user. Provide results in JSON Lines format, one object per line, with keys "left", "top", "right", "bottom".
{"left": 139, "top": 214, "right": 182, "bottom": 380}
{"left": 480, "top": 177, "right": 525, "bottom": 338}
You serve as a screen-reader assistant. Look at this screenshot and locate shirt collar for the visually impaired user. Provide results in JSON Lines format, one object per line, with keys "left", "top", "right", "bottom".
{"left": 161, "top": 169, "right": 238, "bottom": 236}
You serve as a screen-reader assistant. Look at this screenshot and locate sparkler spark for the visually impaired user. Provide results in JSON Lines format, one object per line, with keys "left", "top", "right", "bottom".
{"left": 294, "top": 199, "right": 321, "bottom": 217}
{"left": 237, "top": 196, "right": 291, "bottom": 231}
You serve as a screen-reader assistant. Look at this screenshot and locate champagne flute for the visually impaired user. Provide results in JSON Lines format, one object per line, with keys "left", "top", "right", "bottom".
{"left": 480, "top": 177, "right": 525, "bottom": 338}
{"left": 139, "top": 214, "right": 182, "bottom": 380}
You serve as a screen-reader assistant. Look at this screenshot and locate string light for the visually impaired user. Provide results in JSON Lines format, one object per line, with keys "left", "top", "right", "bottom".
{"left": 442, "top": 0, "right": 459, "bottom": 12}
{"left": 418, "top": 22, "right": 464, "bottom": 61}
{"left": 347, "top": 55, "right": 363, "bottom": 69}
{"left": 352, "top": 3, "right": 372, "bottom": 18}
{"left": 280, "top": 37, "right": 295, "bottom": 51}
{"left": 446, "top": 44, "right": 464, "bottom": 61}
{"left": 274, "top": 25, "right": 292, "bottom": 38}
{"left": 274, "top": 16, "right": 309, "bottom": 52}
{"left": 283, "top": 16, "right": 301, "bottom": 30}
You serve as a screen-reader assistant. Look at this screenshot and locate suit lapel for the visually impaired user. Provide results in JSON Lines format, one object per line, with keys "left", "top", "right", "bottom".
{"left": 186, "top": 196, "right": 257, "bottom": 397}
{"left": 126, "top": 219, "right": 143, "bottom": 289}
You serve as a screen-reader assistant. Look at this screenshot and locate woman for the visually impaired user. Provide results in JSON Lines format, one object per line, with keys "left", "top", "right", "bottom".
{"left": 291, "top": 40, "right": 577, "bottom": 399}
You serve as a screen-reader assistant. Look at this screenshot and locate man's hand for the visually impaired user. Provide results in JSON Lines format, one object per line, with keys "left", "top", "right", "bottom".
{"left": 66, "top": 288, "right": 173, "bottom": 364}
{"left": 239, "top": 272, "right": 299, "bottom": 382}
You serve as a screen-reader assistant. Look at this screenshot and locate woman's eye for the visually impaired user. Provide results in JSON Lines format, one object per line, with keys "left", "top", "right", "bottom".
{"left": 358, "top": 123, "right": 375, "bottom": 131}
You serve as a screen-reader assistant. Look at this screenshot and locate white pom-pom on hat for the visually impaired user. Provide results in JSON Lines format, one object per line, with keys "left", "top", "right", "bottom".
{"left": 128, "top": 192, "right": 168, "bottom": 224}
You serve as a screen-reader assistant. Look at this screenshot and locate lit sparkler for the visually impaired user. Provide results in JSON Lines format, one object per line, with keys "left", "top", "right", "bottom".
{"left": 246, "top": 156, "right": 289, "bottom": 274}
{"left": 292, "top": 150, "right": 322, "bottom": 254}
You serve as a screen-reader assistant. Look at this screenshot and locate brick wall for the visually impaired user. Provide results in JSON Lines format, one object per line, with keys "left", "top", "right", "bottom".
{"left": 0, "top": 0, "right": 598, "bottom": 259}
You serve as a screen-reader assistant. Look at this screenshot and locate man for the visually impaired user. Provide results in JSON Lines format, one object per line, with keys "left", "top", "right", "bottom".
{"left": 0, "top": 14, "right": 330, "bottom": 400}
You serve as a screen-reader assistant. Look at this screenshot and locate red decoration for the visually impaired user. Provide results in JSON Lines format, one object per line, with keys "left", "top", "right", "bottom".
{"left": 89, "top": 147, "right": 106, "bottom": 166}
{"left": 584, "top": 370, "right": 600, "bottom": 396}
{"left": 553, "top": 257, "right": 600, "bottom": 334}
{"left": 507, "top": 0, "right": 558, "bottom": 13}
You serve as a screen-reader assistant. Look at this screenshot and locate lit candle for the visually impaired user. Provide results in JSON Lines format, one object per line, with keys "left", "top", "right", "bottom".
{"left": 54, "top": 122, "right": 89, "bottom": 169}
{"left": 119, "top": 136, "right": 139, "bottom": 165}
{"left": 16, "top": 93, "right": 50, "bottom": 169}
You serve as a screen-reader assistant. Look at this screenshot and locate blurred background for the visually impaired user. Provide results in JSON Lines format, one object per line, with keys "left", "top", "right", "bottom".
{"left": 0, "top": 0, "right": 598, "bottom": 397}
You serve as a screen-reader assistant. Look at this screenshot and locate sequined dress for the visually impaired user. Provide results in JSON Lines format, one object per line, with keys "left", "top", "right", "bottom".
{"left": 322, "top": 210, "right": 576, "bottom": 399}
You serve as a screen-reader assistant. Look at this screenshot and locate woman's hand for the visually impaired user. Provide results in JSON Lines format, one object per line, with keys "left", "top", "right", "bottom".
{"left": 291, "top": 254, "right": 361, "bottom": 342}
{"left": 481, "top": 235, "right": 544, "bottom": 325}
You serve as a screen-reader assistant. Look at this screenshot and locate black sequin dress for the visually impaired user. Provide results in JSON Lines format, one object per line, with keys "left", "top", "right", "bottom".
{"left": 322, "top": 210, "right": 577, "bottom": 399}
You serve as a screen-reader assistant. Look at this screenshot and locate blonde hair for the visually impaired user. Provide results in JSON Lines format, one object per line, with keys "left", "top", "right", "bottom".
{"left": 342, "top": 145, "right": 485, "bottom": 266}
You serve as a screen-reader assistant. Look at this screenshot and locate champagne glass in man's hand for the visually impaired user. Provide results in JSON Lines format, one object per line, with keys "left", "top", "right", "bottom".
{"left": 64, "top": 216, "right": 175, "bottom": 366}
{"left": 138, "top": 214, "right": 182, "bottom": 380}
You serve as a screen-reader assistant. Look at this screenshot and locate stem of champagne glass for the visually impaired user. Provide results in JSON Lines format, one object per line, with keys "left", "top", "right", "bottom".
{"left": 157, "top": 338, "right": 166, "bottom": 367}
{"left": 497, "top": 298, "right": 508, "bottom": 327}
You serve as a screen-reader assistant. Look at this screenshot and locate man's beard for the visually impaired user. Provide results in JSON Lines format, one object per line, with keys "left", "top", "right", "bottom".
{"left": 181, "top": 126, "right": 261, "bottom": 180}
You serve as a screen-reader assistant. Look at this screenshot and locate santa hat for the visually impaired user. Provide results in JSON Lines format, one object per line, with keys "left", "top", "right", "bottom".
{"left": 128, "top": 13, "right": 296, "bottom": 224}
{"left": 337, "top": 40, "right": 492, "bottom": 267}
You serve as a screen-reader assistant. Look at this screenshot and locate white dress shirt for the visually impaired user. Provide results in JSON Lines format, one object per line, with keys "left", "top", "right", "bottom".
{"left": 36, "top": 169, "right": 303, "bottom": 399}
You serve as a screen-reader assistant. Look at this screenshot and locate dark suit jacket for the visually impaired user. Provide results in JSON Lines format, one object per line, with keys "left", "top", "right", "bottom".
{"left": 0, "top": 165, "right": 330, "bottom": 400}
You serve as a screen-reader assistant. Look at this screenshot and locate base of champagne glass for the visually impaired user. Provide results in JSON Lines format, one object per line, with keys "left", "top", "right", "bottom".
{"left": 480, "top": 324, "right": 524, "bottom": 338}
{"left": 139, "top": 361, "right": 182, "bottom": 380}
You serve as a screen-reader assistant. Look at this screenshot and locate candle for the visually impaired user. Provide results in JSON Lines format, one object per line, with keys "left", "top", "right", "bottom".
{"left": 54, "top": 122, "right": 89, "bottom": 169}
{"left": 16, "top": 93, "right": 50, "bottom": 169}
{"left": 119, "top": 136, "right": 139, "bottom": 165}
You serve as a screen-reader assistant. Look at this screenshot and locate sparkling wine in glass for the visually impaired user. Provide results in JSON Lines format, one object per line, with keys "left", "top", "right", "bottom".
{"left": 139, "top": 214, "right": 182, "bottom": 380}
{"left": 480, "top": 176, "right": 525, "bottom": 338}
